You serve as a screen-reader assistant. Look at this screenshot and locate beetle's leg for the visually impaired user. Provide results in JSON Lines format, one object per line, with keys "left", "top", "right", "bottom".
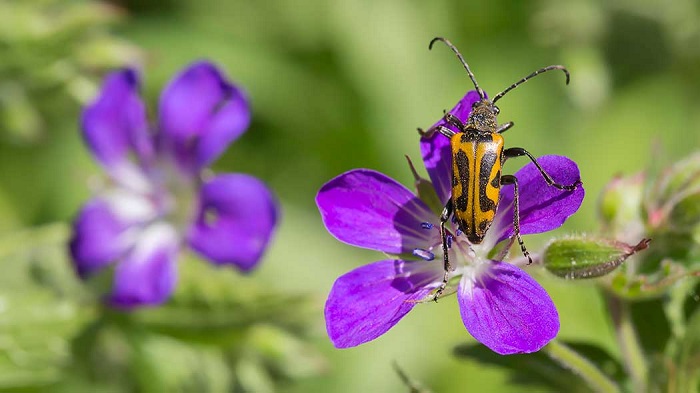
{"left": 443, "top": 112, "right": 467, "bottom": 132}
{"left": 500, "top": 175, "right": 532, "bottom": 265}
{"left": 435, "top": 125, "right": 457, "bottom": 138}
{"left": 496, "top": 121, "right": 514, "bottom": 133}
{"left": 432, "top": 199, "right": 454, "bottom": 302}
{"left": 503, "top": 147, "right": 581, "bottom": 190}
{"left": 417, "top": 124, "right": 458, "bottom": 139}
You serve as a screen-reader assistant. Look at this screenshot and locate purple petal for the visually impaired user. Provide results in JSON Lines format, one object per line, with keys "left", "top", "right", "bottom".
{"left": 69, "top": 192, "right": 156, "bottom": 278}
{"left": 195, "top": 91, "right": 250, "bottom": 168}
{"left": 70, "top": 200, "right": 130, "bottom": 278}
{"left": 493, "top": 155, "right": 584, "bottom": 243}
{"left": 325, "top": 259, "right": 442, "bottom": 348}
{"left": 187, "top": 174, "right": 278, "bottom": 272}
{"left": 458, "top": 261, "right": 559, "bottom": 354}
{"left": 316, "top": 169, "right": 437, "bottom": 254}
{"left": 109, "top": 223, "right": 179, "bottom": 308}
{"left": 420, "top": 90, "right": 482, "bottom": 204}
{"left": 158, "top": 61, "right": 249, "bottom": 169}
{"left": 81, "top": 69, "right": 153, "bottom": 169}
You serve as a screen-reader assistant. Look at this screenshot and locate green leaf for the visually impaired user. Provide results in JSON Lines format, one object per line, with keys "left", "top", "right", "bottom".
{"left": 130, "top": 331, "right": 233, "bottom": 392}
{"left": 453, "top": 341, "right": 623, "bottom": 392}
{"left": 676, "top": 307, "right": 700, "bottom": 392}
{"left": 629, "top": 298, "right": 672, "bottom": 355}
{"left": 0, "top": 223, "right": 92, "bottom": 390}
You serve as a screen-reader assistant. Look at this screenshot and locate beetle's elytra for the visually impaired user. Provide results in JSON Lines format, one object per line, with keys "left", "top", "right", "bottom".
{"left": 421, "top": 37, "right": 582, "bottom": 301}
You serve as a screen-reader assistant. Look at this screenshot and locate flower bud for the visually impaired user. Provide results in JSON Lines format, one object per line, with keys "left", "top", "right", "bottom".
{"left": 647, "top": 152, "right": 700, "bottom": 232}
{"left": 543, "top": 236, "right": 650, "bottom": 279}
{"left": 598, "top": 173, "right": 644, "bottom": 240}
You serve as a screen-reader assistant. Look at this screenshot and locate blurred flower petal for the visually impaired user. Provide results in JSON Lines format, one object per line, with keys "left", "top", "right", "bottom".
{"left": 188, "top": 174, "right": 278, "bottom": 271}
{"left": 195, "top": 89, "right": 250, "bottom": 167}
{"left": 158, "top": 61, "right": 248, "bottom": 168}
{"left": 458, "top": 261, "right": 559, "bottom": 354}
{"left": 70, "top": 199, "right": 131, "bottom": 278}
{"left": 81, "top": 69, "right": 152, "bottom": 170}
{"left": 110, "top": 223, "right": 179, "bottom": 308}
{"left": 325, "top": 259, "right": 441, "bottom": 348}
{"left": 316, "top": 169, "right": 437, "bottom": 254}
{"left": 70, "top": 192, "right": 155, "bottom": 278}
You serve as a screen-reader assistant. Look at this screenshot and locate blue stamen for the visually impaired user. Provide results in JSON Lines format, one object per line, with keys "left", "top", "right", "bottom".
{"left": 421, "top": 222, "right": 434, "bottom": 230}
{"left": 452, "top": 215, "right": 457, "bottom": 224}
{"left": 412, "top": 248, "right": 435, "bottom": 261}
{"left": 446, "top": 235, "right": 453, "bottom": 249}
{"left": 455, "top": 228, "right": 462, "bottom": 236}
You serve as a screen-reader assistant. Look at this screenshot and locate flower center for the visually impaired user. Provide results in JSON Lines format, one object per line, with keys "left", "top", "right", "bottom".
{"left": 146, "top": 158, "right": 201, "bottom": 235}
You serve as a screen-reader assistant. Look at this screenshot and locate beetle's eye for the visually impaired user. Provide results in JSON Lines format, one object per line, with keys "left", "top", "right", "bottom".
{"left": 493, "top": 106, "right": 500, "bottom": 115}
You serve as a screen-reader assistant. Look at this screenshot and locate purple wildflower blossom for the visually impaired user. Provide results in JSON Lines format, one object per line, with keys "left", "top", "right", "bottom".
{"left": 70, "top": 62, "right": 278, "bottom": 308}
{"left": 317, "top": 91, "right": 584, "bottom": 355}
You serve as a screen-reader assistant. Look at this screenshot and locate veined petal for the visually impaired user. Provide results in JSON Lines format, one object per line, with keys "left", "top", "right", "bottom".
{"left": 187, "top": 174, "right": 278, "bottom": 272}
{"left": 325, "top": 259, "right": 442, "bottom": 348}
{"left": 316, "top": 169, "right": 437, "bottom": 254}
{"left": 109, "top": 223, "right": 179, "bottom": 308}
{"left": 81, "top": 69, "right": 153, "bottom": 170}
{"left": 420, "top": 90, "right": 482, "bottom": 204}
{"left": 158, "top": 61, "right": 248, "bottom": 169}
{"left": 492, "top": 155, "right": 584, "bottom": 244}
{"left": 457, "top": 261, "right": 559, "bottom": 355}
{"left": 69, "top": 191, "right": 156, "bottom": 278}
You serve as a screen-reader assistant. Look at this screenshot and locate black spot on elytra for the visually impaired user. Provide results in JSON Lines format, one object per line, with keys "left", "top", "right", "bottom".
{"left": 454, "top": 150, "right": 470, "bottom": 212}
{"left": 479, "top": 151, "right": 497, "bottom": 213}
{"left": 478, "top": 219, "right": 490, "bottom": 233}
{"left": 491, "top": 169, "right": 501, "bottom": 188}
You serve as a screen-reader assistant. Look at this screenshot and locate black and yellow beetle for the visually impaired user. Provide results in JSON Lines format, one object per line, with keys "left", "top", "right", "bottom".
{"left": 423, "top": 37, "right": 582, "bottom": 300}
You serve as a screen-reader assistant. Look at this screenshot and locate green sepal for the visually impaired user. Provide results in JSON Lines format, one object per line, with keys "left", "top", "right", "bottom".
{"left": 405, "top": 155, "right": 444, "bottom": 216}
{"left": 543, "top": 236, "right": 650, "bottom": 279}
{"left": 609, "top": 260, "right": 700, "bottom": 299}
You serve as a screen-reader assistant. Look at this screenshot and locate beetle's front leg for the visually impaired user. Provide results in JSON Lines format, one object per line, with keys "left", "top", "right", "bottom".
{"left": 496, "top": 121, "right": 514, "bottom": 133}
{"left": 503, "top": 147, "right": 581, "bottom": 190}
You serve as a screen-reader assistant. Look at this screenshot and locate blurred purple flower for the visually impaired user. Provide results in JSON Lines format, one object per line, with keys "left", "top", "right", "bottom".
{"left": 70, "top": 62, "right": 278, "bottom": 308}
{"left": 317, "top": 91, "right": 584, "bottom": 355}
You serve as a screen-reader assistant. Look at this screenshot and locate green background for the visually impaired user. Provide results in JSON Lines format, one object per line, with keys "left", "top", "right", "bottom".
{"left": 2, "top": 0, "right": 700, "bottom": 391}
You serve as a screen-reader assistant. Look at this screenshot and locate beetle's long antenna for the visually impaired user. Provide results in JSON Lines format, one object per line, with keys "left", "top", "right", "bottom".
{"left": 429, "top": 37, "right": 486, "bottom": 100}
{"left": 492, "top": 65, "right": 569, "bottom": 103}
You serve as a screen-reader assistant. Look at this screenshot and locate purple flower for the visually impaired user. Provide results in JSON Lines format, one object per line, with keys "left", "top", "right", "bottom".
{"left": 70, "top": 62, "right": 278, "bottom": 308}
{"left": 317, "top": 91, "right": 584, "bottom": 355}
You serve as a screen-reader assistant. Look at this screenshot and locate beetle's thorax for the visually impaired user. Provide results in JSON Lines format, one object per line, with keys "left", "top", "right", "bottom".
{"left": 466, "top": 99, "right": 498, "bottom": 133}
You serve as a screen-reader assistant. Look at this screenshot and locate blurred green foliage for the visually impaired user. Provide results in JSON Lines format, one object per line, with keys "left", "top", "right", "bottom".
{"left": 2, "top": 0, "right": 700, "bottom": 391}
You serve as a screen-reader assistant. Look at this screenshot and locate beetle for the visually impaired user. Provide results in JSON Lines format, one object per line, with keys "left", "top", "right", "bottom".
{"left": 422, "top": 37, "right": 582, "bottom": 300}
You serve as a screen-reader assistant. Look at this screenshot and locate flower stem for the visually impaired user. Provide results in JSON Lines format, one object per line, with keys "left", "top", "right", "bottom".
{"left": 543, "top": 340, "right": 621, "bottom": 393}
{"left": 606, "top": 292, "right": 647, "bottom": 392}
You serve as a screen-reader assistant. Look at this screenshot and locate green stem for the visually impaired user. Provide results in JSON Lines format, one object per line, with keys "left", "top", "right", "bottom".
{"left": 543, "top": 340, "right": 621, "bottom": 393}
{"left": 606, "top": 292, "right": 647, "bottom": 392}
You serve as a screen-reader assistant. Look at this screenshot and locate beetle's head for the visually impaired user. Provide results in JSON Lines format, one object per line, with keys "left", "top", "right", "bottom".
{"left": 466, "top": 99, "right": 499, "bottom": 132}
